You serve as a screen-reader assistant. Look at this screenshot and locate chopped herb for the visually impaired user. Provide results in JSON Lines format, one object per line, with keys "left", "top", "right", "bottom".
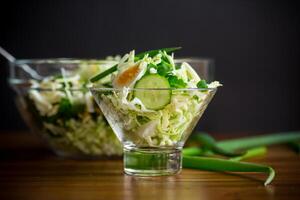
{"left": 53, "top": 75, "right": 63, "bottom": 79}
{"left": 197, "top": 80, "right": 208, "bottom": 89}
{"left": 146, "top": 63, "right": 158, "bottom": 74}
{"left": 175, "top": 64, "right": 182, "bottom": 69}
{"left": 102, "top": 82, "right": 113, "bottom": 88}
{"left": 168, "top": 75, "right": 187, "bottom": 88}
{"left": 57, "top": 98, "right": 85, "bottom": 120}
{"left": 157, "top": 61, "right": 172, "bottom": 76}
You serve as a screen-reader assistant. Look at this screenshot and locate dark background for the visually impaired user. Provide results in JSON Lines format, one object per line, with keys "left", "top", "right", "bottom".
{"left": 0, "top": 0, "right": 299, "bottom": 133}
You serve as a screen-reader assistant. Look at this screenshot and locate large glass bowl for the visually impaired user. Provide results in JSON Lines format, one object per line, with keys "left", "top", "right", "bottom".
{"left": 90, "top": 87, "right": 217, "bottom": 175}
{"left": 8, "top": 58, "right": 123, "bottom": 158}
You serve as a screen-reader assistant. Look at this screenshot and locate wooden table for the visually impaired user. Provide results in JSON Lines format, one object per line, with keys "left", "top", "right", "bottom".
{"left": 0, "top": 132, "right": 299, "bottom": 200}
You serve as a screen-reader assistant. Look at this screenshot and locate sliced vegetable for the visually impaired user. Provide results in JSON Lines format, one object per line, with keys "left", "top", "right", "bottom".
{"left": 113, "top": 64, "right": 146, "bottom": 88}
{"left": 134, "top": 74, "right": 171, "bottom": 110}
{"left": 183, "top": 156, "right": 275, "bottom": 185}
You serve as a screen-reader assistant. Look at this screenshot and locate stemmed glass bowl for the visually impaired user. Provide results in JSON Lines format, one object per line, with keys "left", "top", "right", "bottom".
{"left": 90, "top": 87, "right": 217, "bottom": 176}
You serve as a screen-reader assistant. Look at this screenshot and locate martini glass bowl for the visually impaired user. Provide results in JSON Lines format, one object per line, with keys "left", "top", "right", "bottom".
{"left": 90, "top": 87, "right": 217, "bottom": 176}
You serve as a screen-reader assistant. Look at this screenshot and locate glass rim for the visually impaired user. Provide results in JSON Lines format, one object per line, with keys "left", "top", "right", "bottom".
{"left": 13, "top": 58, "right": 118, "bottom": 65}
{"left": 90, "top": 87, "right": 217, "bottom": 92}
{"left": 13, "top": 57, "right": 213, "bottom": 65}
{"left": 9, "top": 79, "right": 217, "bottom": 92}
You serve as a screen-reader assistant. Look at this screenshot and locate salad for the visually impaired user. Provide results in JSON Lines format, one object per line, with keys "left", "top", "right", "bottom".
{"left": 26, "top": 60, "right": 123, "bottom": 156}
{"left": 91, "top": 48, "right": 221, "bottom": 147}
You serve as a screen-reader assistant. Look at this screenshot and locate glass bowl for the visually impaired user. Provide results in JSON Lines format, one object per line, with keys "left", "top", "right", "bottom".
{"left": 90, "top": 87, "right": 217, "bottom": 175}
{"left": 8, "top": 58, "right": 123, "bottom": 158}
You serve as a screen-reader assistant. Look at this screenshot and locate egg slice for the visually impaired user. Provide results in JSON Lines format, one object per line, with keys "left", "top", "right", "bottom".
{"left": 113, "top": 62, "right": 147, "bottom": 88}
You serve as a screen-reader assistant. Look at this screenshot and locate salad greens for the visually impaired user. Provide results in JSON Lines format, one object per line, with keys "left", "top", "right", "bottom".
{"left": 28, "top": 60, "right": 122, "bottom": 156}
{"left": 197, "top": 79, "right": 208, "bottom": 89}
{"left": 93, "top": 48, "right": 221, "bottom": 147}
{"left": 90, "top": 47, "right": 182, "bottom": 83}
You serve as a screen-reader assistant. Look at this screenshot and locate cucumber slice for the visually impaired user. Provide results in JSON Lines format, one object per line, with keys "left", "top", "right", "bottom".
{"left": 134, "top": 74, "right": 171, "bottom": 110}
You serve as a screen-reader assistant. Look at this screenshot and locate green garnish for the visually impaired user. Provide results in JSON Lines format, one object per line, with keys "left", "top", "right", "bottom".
{"left": 197, "top": 79, "right": 208, "bottom": 89}
{"left": 168, "top": 75, "right": 187, "bottom": 88}
{"left": 90, "top": 64, "right": 118, "bottom": 83}
{"left": 134, "top": 47, "right": 181, "bottom": 61}
{"left": 41, "top": 98, "right": 85, "bottom": 123}
{"left": 157, "top": 60, "right": 173, "bottom": 76}
{"left": 57, "top": 98, "right": 85, "bottom": 120}
{"left": 183, "top": 156, "right": 275, "bottom": 186}
{"left": 90, "top": 47, "right": 181, "bottom": 83}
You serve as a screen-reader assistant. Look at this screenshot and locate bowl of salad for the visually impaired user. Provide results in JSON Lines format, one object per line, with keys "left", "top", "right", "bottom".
{"left": 9, "top": 58, "right": 123, "bottom": 158}
{"left": 90, "top": 48, "right": 221, "bottom": 175}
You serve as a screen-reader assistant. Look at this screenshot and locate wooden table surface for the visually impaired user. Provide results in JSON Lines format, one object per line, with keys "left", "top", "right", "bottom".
{"left": 0, "top": 132, "right": 299, "bottom": 200}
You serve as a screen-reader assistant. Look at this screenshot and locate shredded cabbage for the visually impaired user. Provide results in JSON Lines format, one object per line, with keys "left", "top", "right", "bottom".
{"left": 98, "top": 50, "right": 221, "bottom": 147}
{"left": 103, "top": 88, "right": 216, "bottom": 147}
{"left": 28, "top": 61, "right": 122, "bottom": 156}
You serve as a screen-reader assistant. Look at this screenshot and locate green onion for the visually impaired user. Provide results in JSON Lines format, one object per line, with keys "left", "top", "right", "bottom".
{"left": 182, "top": 147, "right": 211, "bottom": 156}
{"left": 229, "top": 147, "right": 267, "bottom": 161}
{"left": 287, "top": 141, "right": 300, "bottom": 154}
{"left": 183, "top": 156, "right": 275, "bottom": 185}
{"left": 217, "top": 132, "right": 300, "bottom": 151}
{"left": 197, "top": 79, "right": 208, "bottom": 89}
{"left": 90, "top": 64, "right": 118, "bottom": 83}
{"left": 182, "top": 146, "right": 267, "bottom": 160}
{"left": 191, "top": 133, "right": 245, "bottom": 157}
{"left": 134, "top": 47, "right": 181, "bottom": 61}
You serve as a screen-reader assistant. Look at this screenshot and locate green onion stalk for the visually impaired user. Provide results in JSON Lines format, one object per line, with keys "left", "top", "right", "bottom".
{"left": 182, "top": 131, "right": 300, "bottom": 185}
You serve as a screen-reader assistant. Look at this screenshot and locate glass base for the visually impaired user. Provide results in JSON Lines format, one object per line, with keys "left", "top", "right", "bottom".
{"left": 123, "top": 147, "right": 182, "bottom": 176}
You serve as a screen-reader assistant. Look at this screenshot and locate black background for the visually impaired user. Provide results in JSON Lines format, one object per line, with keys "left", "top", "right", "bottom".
{"left": 0, "top": 0, "right": 299, "bottom": 133}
